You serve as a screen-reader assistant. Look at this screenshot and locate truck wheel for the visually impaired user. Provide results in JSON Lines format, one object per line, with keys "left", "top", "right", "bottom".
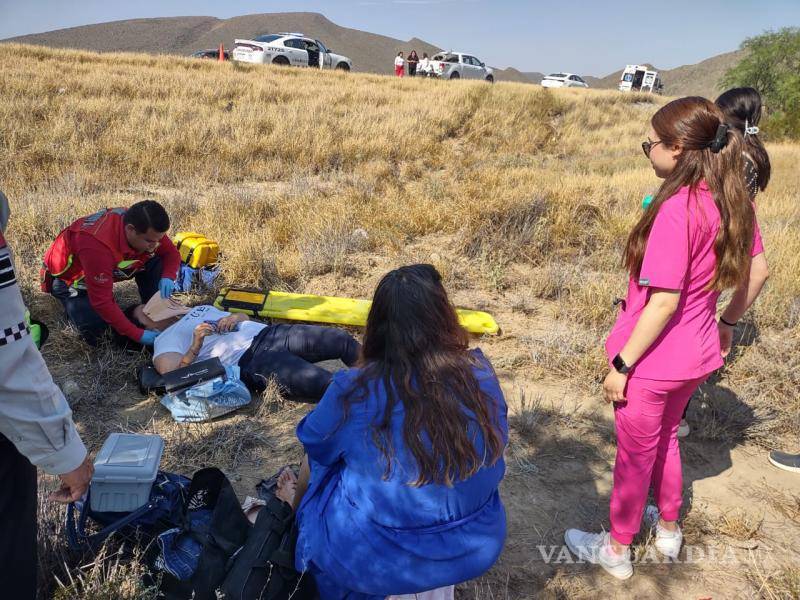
{"left": 485, "top": 75, "right": 494, "bottom": 83}
{"left": 449, "top": 72, "right": 460, "bottom": 80}
{"left": 335, "top": 62, "right": 350, "bottom": 71}
{"left": 272, "top": 56, "right": 290, "bottom": 66}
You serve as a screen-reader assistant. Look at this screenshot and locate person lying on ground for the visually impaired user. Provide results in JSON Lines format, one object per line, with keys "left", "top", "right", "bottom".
{"left": 41, "top": 200, "right": 181, "bottom": 347}
{"left": 126, "top": 304, "right": 360, "bottom": 400}
{"left": 275, "top": 264, "right": 509, "bottom": 598}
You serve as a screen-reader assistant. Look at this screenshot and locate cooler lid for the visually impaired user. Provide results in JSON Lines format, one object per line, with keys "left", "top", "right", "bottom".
{"left": 92, "top": 433, "right": 164, "bottom": 483}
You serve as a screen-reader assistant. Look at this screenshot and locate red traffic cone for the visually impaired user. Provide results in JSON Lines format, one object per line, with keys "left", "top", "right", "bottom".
{"left": 218, "top": 43, "right": 225, "bottom": 62}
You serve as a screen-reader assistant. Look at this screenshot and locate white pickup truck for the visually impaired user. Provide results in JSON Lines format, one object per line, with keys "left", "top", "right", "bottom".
{"left": 422, "top": 52, "right": 494, "bottom": 82}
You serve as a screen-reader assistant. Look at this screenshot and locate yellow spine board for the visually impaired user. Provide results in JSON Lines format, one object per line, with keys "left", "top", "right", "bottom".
{"left": 214, "top": 288, "right": 499, "bottom": 335}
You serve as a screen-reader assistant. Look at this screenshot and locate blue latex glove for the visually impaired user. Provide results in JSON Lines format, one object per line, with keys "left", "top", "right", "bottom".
{"left": 159, "top": 277, "right": 175, "bottom": 299}
{"left": 139, "top": 330, "right": 159, "bottom": 346}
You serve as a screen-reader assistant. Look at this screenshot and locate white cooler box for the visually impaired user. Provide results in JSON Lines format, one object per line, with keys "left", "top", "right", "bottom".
{"left": 90, "top": 433, "right": 165, "bottom": 512}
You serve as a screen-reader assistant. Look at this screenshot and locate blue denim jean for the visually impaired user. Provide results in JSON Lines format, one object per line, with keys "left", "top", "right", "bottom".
{"left": 238, "top": 324, "right": 361, "bottom": 400}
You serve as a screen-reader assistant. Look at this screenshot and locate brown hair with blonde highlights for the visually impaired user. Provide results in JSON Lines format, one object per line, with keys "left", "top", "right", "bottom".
{"left": 624, "top": 96, "right": 754, "bottom": 290}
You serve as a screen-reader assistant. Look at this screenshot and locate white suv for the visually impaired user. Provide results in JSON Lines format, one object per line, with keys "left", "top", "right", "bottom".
{"left": 232, "top": 33, "right": 353, "bottom": 71}
{"left": 541, "top": 73, "right": 589, "bottom": 89}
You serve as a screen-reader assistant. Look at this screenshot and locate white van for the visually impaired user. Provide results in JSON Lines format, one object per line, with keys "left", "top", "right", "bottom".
{"left": 618, "top": 65, "right": 663, "bottom": 94}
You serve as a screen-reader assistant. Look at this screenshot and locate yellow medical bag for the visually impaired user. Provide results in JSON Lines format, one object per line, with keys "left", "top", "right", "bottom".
{"left": 173, "top": 232, "right": 219, "bottom": 269}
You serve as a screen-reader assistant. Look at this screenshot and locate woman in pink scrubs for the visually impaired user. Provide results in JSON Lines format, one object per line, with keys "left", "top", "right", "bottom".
{"left": 564, "top": 96, "right": 768, "bottom": 579}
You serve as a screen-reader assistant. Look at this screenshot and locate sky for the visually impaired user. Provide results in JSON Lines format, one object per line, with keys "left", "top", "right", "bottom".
{"left": 0, "top": 0, "right": 798, "bottom": 76}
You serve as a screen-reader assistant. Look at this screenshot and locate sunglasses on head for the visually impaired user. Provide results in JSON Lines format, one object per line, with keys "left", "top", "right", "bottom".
{"left": 641, "top": 139, "right": 663, "bottom": 157}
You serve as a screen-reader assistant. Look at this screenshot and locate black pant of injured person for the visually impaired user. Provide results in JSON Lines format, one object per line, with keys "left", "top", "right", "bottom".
{"left": 238, "top": 324, "right": 361, "bottom": 400}
{"left": 0, "top": 433, "right": 38, "bottom": 599}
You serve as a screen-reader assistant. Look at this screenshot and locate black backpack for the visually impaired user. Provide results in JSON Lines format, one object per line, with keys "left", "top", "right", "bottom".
{"left": 158, "top": 468, "right": 253, "bottom": 600}
{"left": 221, "top": 472, "right": 317, "bottom": 600}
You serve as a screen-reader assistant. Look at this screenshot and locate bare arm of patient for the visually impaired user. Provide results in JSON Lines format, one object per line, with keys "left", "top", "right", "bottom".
{"left": 153, "top": 323, "right": 215, "bottom": 374}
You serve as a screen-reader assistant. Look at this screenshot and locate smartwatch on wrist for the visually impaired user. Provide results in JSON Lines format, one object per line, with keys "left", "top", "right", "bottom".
{"left": 612, "top": 353, "right": 632, "bottom": 374}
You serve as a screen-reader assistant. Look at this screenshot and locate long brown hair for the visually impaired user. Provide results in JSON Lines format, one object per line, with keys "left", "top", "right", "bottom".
{"left": 342, "top": 264, "right": 504, "bottom": 487}
{"left": 624, "top": 97, "right": 754, "bottom": 291}
{"left": 715, "top": 87, "right": 771, "bottom": 192}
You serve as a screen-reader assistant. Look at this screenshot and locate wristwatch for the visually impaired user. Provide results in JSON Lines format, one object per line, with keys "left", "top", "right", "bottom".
{"left": 612, "top": 353, "right": 632, "bottom": 374}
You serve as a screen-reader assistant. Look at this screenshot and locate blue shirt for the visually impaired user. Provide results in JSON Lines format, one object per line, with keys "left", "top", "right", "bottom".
{"left": 295, "top": 348, "right": 508, "bottom": 597}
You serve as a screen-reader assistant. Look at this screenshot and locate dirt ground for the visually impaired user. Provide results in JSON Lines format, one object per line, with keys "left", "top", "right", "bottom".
{"left": 37, "top": 233, "right": 800, "bottom": 600}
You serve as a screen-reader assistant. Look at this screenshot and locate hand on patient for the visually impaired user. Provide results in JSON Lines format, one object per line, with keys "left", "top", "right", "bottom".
{"left": 216, "top": 314, "right": 245, "bottom": 333}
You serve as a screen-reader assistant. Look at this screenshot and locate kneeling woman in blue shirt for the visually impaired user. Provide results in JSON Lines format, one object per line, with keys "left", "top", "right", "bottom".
{"left": 278, "top": 264, "right": 509, "bottom": 598}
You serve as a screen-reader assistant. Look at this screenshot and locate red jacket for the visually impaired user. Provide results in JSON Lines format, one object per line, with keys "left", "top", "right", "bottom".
{"left": 42, "top": 207, "right": 181, "bottom": 341}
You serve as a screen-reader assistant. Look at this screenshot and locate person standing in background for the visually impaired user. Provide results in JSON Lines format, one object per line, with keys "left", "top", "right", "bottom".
{"left": 418, "top": 52, "right": 432, "bottom": 77}
{"left": 394, "top": 51, "right": 405, "bottom": 77}
{"left": 0, "top": 189, "right": 93, "bottom": 600}
{"left": 407, "top": 50, "right": 419, "bottom": 77}
{"left": 715, "top": 87, "right": 795, "bottom": 474}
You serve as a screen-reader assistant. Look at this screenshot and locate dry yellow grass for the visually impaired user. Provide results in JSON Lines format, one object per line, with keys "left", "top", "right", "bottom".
{"left": 2, "top": 43, "right": 799, "bottom": 598}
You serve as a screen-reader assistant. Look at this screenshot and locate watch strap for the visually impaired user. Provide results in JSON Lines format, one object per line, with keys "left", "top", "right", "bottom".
{"left": 612, "top": 353, "right": 631, "bottom": 374}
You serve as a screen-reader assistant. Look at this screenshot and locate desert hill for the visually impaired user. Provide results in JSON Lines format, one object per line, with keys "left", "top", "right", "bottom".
{"left": 580, "top": 51, "right": 744, "bottom": 97}
{"left": 3, "top": 12, "right": 525, "bottom": 81}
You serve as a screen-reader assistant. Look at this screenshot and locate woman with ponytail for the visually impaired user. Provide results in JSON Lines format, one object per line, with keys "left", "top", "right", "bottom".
{"left": 714, "top": 86, "right": 771, "bottom": 388}
{"left": 716, "top": 87, "right": 771, "bottom": 198}
{"left": 675, "top": 87, "right": 772, "bottom": 439}
{"left": 716, "top": 88, "right": 798, "bottom": 474}
{"left": 565, "top": 97, "right": 767, "bottom": 579}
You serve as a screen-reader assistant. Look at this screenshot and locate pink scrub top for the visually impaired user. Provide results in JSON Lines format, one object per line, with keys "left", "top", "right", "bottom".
{"left": 606, "top": 182, "right": 764, "bottom": 381}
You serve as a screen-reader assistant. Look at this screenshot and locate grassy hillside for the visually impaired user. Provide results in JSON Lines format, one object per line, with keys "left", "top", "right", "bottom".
{"left": 1, "top": 44, "right": 798, "bottom": 598}
{"left": 2, "top": 42, "right": 797, "bottom": 424}
{"left": 2, "top": 12, "right": 530, "bottom": 82}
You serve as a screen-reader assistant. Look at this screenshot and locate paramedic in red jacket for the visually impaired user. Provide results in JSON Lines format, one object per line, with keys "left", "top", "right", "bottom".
{"left": 42, "top": 200, "right": 180, "bottom": 346}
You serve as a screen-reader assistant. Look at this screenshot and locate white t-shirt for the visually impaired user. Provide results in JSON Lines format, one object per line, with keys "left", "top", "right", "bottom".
{"left": 153, "top": 305, "right": 267, "bottom": 367}
{"left": 395, "top": 56, "right": 404, "bottom": 67}
{"left": 419, "top": 58, "right": 430, "bottom": 71}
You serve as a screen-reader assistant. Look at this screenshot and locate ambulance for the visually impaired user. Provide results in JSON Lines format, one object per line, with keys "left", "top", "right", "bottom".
{"left": 618, "top": 65, "right": 663, "bottom": 94}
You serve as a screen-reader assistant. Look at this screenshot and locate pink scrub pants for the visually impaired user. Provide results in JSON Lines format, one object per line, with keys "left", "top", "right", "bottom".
{"left": 609, "top": 375, "right": 707, "bottom": 545}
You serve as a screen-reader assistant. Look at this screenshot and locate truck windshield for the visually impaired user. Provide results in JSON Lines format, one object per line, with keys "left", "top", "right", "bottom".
{"left": 623, "top": 73, "right": 634, "bottom": 82}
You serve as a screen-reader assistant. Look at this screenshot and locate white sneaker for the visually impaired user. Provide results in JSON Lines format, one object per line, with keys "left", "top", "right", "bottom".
{"left": 643, "top": 505, "right": 683, "bottom": 559}
{"left": 564, "top": 529, "right": 633, "bottom": 580}
{"left": 677, "top": 419, "right": 691, "bottom": 438}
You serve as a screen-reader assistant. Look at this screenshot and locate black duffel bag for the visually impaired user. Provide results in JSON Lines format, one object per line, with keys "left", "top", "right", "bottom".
{"left": 221, "top": 470, "right": 317, "bottom": 600}
{"left": 158, "top": 467, "right": 252, "bottom": 600}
